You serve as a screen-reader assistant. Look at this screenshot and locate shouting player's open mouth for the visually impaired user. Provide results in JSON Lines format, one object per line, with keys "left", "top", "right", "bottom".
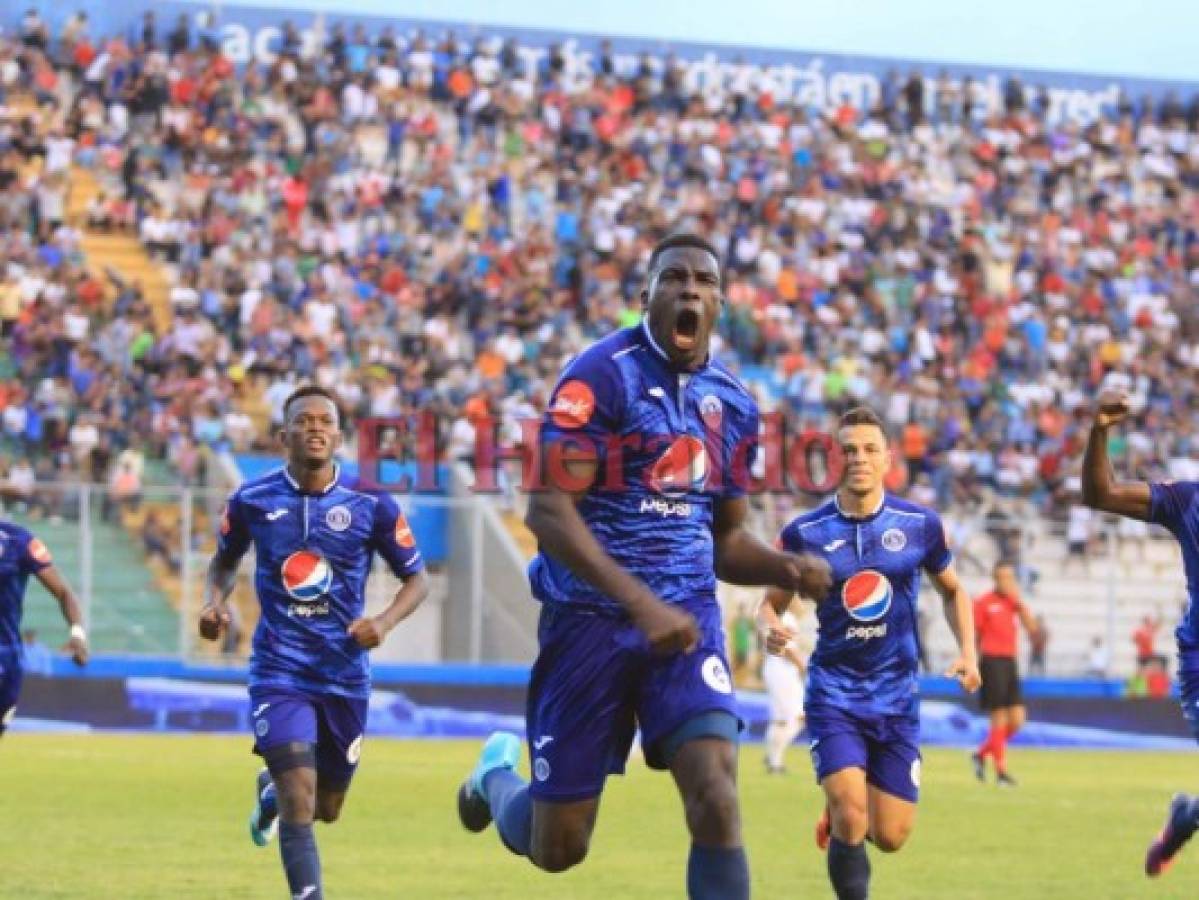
{"left": 671, "top": 307, "right": 701, "bottom": 352}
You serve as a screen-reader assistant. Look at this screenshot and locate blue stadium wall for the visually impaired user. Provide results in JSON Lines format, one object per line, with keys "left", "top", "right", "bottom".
{"left": 13, "top": 656, "right": 1197, "bottom": 750}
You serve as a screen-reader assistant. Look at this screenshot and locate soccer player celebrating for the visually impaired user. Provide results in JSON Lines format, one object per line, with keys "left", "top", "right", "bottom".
{"left": 1081, "top": 388, "right": 1199, "bottom": 877}
{"left": 757, "top": 599, "right": 807, "bottom": 774}
{"left": 761, "top": 406, "right": 981, "bottom": 900}
{"left": 456, "top": 233, "right": 832, "bottom": 900}
{"left": 0, "top": 521, "right": 88, "bottom": 736}
{"left": 199, "top": 385, "right": 428, "bottom": 900}
{"left": 970, "top": 560, "right": 1039, "bottom": 786}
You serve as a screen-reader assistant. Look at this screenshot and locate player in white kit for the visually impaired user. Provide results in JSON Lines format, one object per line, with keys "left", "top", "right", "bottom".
{"left": 759, "top": 602, "right": 807, "bottom": 774}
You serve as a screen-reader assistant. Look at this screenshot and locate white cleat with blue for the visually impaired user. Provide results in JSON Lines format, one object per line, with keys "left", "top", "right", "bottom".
{"left": 249, "top": 768, "right": 279, "bottom": 847}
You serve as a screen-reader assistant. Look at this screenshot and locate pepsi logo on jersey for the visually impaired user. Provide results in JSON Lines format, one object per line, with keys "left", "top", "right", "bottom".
{"left": 647, "top": 435, "right": 708, "bottom": 497}
{"left": 842, "top": 570, "right": 892, "bottom": 622}
{"left": 281, "top": 550, "right": 333, "bottom": 617}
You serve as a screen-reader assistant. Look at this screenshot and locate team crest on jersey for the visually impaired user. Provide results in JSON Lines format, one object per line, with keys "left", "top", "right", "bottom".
{"left": 700, "top": 394, "right": 723, "bottom": 430}
{"left": 842, "top": 570, "right": 892, "bottom": 622}
{"left": 550, "top": 379, "right": 596, "bottom": 429}
{"left": 281, "top": 550, "right": 333, "bottom": 602}
{"left": 325, "top": 505, "right": 352, "bottom": 531}
{"left": 647, "top": 435, "right": 708, "bottom": 496}
{"left": 394, "top": 515, "right": 415, "bottom": 548}
{"left": 882, "top": 528, "right": 907, "bottom": 552}
{"left": 28, "top": 538, "right": 51, "bottom": 565}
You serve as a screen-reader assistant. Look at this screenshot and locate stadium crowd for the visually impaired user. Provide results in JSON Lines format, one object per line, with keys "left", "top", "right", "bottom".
{"left": 2, "top": 8, "right": 1199, "bottom": 547}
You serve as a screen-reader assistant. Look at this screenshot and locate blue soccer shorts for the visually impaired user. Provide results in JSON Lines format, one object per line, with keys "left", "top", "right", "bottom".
{"left": 1178, "top": 652, "right": 1199, "bottom": 744}
{"left": 525, "top": 599, "right": 742, "bottom": 803}
{"left": 0, "top": 654, "right": 22, "bottom": 728}
{"left": 248, "top": 686, "right": 369, "bottom": 787}
{"left": 806, "top": 703, "right": 922, "bottom": 803}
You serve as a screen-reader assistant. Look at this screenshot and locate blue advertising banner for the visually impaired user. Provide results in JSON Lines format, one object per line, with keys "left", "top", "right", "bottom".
{"left": 4, "top": 1, "right": 1196, "bottom": 124}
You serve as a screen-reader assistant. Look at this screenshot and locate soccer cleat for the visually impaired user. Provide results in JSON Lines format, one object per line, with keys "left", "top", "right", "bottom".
{"left": 815, "top": 806, "right": 831, "bottom": 851}
{"left": 971, "top": 752, "right": 986, "bottom": 782}
{"left": 457, "top": 731, "right": 522, "bottom": 834}
{"left": 248, "top": 768, "right": 278, "bottom": 847}
{"left": 1146, "top": 793, "right": 1199, "bottom": 877}
{"left": 996, "top": 772, "right": 1018, "bottom": 788}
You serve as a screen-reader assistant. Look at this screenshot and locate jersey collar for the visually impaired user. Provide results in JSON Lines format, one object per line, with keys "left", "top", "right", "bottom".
{"left": 282, "top": 463, "right": 341, "bottom": 495}
{"left": 834, "top": 491, "right": 885, "bottom": 521}
{"left": 639, "top": 320, "right": 710, "bottom": 372}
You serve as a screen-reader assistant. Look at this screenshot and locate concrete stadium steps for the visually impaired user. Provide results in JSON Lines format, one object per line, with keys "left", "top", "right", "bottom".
{"left": 77, "top": 233, "right": 172, "bottom": 335}
{"left": 66, "top": 165, "right": 172, "bottom": 334}
{"left": 500, "top": 510, "right": 538, "bottom": 561}
{"left": 8, "top": 512, "right": 179, "bottom": 654}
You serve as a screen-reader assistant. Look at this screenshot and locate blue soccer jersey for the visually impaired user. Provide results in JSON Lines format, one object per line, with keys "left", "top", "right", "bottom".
{"left": 0, "top": 521, "right": 53, "bottom": 659}
{"left": 1148, "top": 481, "right": 1199, "bottom": 652}
{"left": 528, "top": 323, "right": 760, "bottom": 612}
{"left": 779, "top": 495, "right": 952, "bottom": 717}
{"left": 216, "top": 466, "right": 423, "bottom": 698}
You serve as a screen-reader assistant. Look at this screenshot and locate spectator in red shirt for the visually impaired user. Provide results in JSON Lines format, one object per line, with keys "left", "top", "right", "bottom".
{"left": 1133, "top": 613, "right": 1166, "bottom": 673}
{"left": 970, "top": 561, "right": 1039, "bottom": 787}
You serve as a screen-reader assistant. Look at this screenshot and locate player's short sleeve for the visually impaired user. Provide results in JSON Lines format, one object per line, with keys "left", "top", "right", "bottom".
{"left": 370, "top": 493, "right": 424, "bottom": 578}
{"left": 777, "top": 520, "right": 804, "bottom": 554}
{"left": 1149, "top": 481, "right": 1199, "bottom": 532}
{"left": 539, "top": 346, "right": 625, "bottom": 472}
{"left": 216, "top": 490, "right": 252, "bottom": 562}
{"left": 921, "top": 509, "right": 952, "bottom": 575}
{"left": 15, "top": 527, "right": 53, "bottom": 576}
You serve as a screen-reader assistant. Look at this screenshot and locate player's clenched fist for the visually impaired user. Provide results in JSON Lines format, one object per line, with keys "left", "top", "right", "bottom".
{"left": 946, "top": 656, "right": 982, "bottom": 693}
{"left": 1094, "top": 389, "right": 1131, "bottom": 428}
{"left": 198, "top": 602, "right": 230, "bottom": 641}
{"left": 348, "top": 617, "right": 387, "bottom": 649}
{"left": 631, "top": 596, "right": 700, "bottom": 655}
{"left": 763, "top": 624, "right": 797, "bottom": 657}
{"left": 785, "top": 552, "right": 833, "bottom": 600}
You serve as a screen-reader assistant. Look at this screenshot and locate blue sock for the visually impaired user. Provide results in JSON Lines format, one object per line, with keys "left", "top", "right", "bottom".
{"left": 828, "top": 837, "right": 870, "bottom": 900}
{"left": 279, "top": 822, "right": 322, "bottom": 899}
{"left": 483, "top": 768, "right": 532, "bottom": 857}
{"left": 687, "top": 845, "right": 749, "bottom": 900}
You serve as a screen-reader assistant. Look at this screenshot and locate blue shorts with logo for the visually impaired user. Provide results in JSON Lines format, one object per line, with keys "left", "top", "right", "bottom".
{"left": 526, "top": 599, "right": 742, "bottom": 802}
{"left": 806, "top": 702, "right": 922, "bottom": 803}
{"left": 248, "top": 686, "right": 369, "bottom": 788}
{"left": 0, "top": 653, "right": 22, "bottom": 727}
{"left": 1178, "top": 652, "right": 1199, "bottom": 744}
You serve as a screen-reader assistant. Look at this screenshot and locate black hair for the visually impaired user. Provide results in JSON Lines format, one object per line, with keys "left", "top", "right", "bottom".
{"left": 283, "top": 385, "right": 341, "bottom": 425}
{"left": 647, "top": 231, "right": 722, "bottom": 277}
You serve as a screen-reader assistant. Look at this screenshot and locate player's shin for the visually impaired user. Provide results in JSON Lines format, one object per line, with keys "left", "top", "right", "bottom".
{"left": 278, "top": 821, "right": 322, "bottom": 900}
{"left": 687, "top": 845, "right": 750, "bottom": 900}
{"left": 765, "top": 718, "right": 802, "bottom": 772}
{"left": 828, "top": 837, "right": 871, "bottom": 900}
{"left": 485, "top": 769, "right": 533, "bottom": 857}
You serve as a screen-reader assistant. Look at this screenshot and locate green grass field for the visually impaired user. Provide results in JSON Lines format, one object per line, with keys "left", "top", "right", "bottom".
{"left": 3, "top": 734, "right": 1196, "bottom": 898}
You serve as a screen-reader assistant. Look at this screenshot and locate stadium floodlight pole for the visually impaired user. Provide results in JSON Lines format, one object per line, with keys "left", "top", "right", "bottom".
{"left": 79, "top": 485, "right": 92, "bottom": 632}
{"left": 181, "top": 488, "right": 194, "bottom": 659}
{"left": 1105, "top": 522, "right": 1116, "bottom": 679}
{"left": 470, "top": 499, "right": 484, "bottom": 663}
